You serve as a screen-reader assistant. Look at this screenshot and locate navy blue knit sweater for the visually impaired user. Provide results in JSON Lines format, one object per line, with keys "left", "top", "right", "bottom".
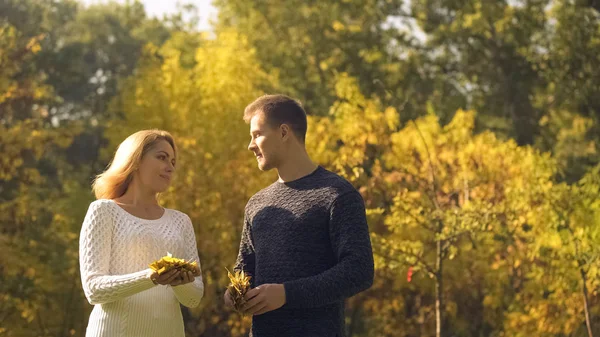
{"left": 234, "top": 166, "right": 374, "bottom": 337}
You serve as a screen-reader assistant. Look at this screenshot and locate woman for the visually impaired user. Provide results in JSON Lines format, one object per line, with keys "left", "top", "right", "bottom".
{"left": 79, "top": 130, "right": 203, "bottom": 337}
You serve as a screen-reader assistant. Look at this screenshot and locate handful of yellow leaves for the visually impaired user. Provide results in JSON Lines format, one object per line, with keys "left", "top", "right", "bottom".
{"left": 149, "top": 252, "right": 198, "bottom": 275}
{"left": 226, "top": 268, "right": 252, "bottom": 313}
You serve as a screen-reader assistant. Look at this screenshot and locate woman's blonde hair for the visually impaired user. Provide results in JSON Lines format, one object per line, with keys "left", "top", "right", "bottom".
{"left": 92, "top": 129, "right": 177, "bottom": 200}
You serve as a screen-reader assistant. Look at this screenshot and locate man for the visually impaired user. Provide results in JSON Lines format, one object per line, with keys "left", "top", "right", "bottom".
{"left": 225, "top": 94, "right": 374, "bottom": 337}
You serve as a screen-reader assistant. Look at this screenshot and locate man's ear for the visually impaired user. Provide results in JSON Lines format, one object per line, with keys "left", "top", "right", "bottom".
{"left": 280, "top": 124, "right": 291, "bottom": 141}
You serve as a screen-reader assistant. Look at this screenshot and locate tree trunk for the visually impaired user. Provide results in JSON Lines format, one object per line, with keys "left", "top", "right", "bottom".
{"left": 581, "top": 267, "right": 595, "bottom": 337}
{"left": 436, "top": 238, "right": 444, "bottom": 337}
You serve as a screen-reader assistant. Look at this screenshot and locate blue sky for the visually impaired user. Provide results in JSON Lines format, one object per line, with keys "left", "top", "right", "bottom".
{"left": 80, "top": 0, "right": 218, "bottom": 31}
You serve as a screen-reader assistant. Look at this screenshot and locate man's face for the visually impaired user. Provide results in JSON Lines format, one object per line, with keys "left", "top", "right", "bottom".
{"left": 248, "top": 112, "right": 282, "bottom": 171}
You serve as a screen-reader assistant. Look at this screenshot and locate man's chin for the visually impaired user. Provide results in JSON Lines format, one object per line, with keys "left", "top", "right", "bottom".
{"left": 258, "top": 162, "right": 274, "bottom": 171}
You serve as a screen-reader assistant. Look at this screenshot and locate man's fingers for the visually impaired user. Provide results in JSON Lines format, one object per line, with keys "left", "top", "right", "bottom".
{"left": 224, "top": 290, "right": 234, "bottom": 307}
{"left": 244, "top": 287, "right": 261, "bottom": 301}
{"left": 244, "top": 298, "right": 267, "bottom": 315}
{"left": 247, "top": 302, "right": 268, "bottom": 315}
{"left": 242, "top": 294, "right": 264, "bottom": 312}
{"left": 253, "top": 305, "right": 271, "bottom": 316}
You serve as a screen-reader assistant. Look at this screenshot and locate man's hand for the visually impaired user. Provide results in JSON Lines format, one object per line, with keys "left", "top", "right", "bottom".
{"left": 224, "top": 288, "right": 234, "bottom": 308}
{"left": 242, "top": 284, "right": 286, "bottom": 315}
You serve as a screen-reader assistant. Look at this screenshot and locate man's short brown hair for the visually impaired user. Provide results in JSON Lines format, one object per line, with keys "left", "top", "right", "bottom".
{"left": 243, "top": 94, "right": 308, "bottom": 142}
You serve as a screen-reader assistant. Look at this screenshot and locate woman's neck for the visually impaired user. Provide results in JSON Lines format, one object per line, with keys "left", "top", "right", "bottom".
{"left": 116, "top": 181, "right": 158, "bottom": 206}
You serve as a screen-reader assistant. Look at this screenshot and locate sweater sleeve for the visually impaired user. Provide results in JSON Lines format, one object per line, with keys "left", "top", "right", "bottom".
{"left": 283, "top": 191, "right": 374, "bottom": 308}
{"left": 79, "top": 201, "right": 155, "bottom": 305}
{"left": 234, "top": 212, "right": 256, "bottom": 287}
{"left": 171, "top": 214, "right": 204, "bottom": 308}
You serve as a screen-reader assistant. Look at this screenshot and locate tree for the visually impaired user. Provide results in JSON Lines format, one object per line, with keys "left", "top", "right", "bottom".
{"left": 507, "top": 165, "right": 600, "bottom": 337}
{"left": 104, "top": 29, "right": 276, "bottom": 336}
{"left": 213, "top": 0, "right": 407, "bottom": 115}
{"left": 534, "top": 0, "right": 600, "bottom": 182}
{"left": 0, "top": 1, "right": 189, "bottom": 335}
{"left": 0, "top": 22, "right": 55, "bottom": 124}
{"left": 306, "top": 75, "right": 590, "bottom": 337}
{"left": 0, "top": 119, "right": 86, "bottom": 336}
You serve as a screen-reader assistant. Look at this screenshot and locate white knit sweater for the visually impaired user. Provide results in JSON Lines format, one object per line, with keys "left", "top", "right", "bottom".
{"left": 79, "top": 199, "right": 204, "bottom": 337}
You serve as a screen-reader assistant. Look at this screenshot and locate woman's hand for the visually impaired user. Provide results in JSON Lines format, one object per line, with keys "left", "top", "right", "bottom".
{"left": 190, "top": 263, "right": 202, "bottom": 277}
{"left": 150, "top": 264, "right": 201, "bottom": 286}
{"left": 169, "top": 270, "right": 197, "bottom": 286}
{"left": 149, "top": 269, "right": 181, "bottom": 285}
{"left": 169, "top": 264, "right": 201, "bottom": 286}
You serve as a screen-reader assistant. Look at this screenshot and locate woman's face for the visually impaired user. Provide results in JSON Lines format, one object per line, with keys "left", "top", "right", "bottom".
{"left": 136, "top": 140, "right": 176, "bottom": 194}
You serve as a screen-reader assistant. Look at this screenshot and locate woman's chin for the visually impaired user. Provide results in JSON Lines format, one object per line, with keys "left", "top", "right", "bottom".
{"left": 153, "top": 183, "right": 171, "bottom": 194}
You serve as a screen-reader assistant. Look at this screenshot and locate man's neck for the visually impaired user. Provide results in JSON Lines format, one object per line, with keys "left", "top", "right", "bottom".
{"left": 276, "top": 152, "right": 318, "bottom": 183}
